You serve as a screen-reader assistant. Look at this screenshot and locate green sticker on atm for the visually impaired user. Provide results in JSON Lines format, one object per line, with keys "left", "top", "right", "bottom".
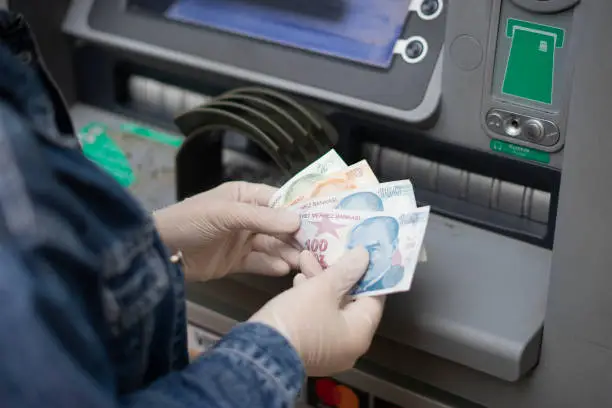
{"left": 490, "top": 139, "right": 550, "bottom": 164}
{"left": 119, "top": 123, "right": 183, "bottom": 148}
{"left": 78, "top": 122, "right": 136, "bottom": 187}
{"left": 502, "top": 19, "right": 565, "bottom": 105}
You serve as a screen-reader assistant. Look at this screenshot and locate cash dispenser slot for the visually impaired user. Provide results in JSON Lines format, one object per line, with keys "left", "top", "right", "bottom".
{"left": 364, "top": 143, "right": 557, "bottom": 249}
{"left": 114, "top": 73, "right": 557, "bottom": 249}
{"left": 63, "top": 0, "right": 554, "bottom": 386}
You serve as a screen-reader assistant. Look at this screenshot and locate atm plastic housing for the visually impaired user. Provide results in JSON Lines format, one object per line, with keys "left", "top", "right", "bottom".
{"left": 11, "top": 0, "right": 612, "bottom": 405}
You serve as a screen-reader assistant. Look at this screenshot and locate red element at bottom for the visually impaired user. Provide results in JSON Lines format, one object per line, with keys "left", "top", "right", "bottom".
{"left": 315, "top": 378, "right": 341, "bottom": 406}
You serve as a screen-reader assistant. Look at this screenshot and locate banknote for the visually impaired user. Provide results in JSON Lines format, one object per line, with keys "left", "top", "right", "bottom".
{"left": 289, "top": 179, "right": 417, "bottom": 212}
{"left": 276, "top": 160, "right": 379, "bottom": 208}
{"left": 290, "top": 179, "right": 428, "bottom": 262}
{"left": 294, "top": 206, "right": 430, "bottom": 297}
{"left": 269, "top": 149, "right": 347, "bottom": 208}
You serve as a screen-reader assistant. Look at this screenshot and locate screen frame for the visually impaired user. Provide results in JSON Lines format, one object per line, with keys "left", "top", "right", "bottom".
{"left": 64, "top": 0, "right": 445, "bottom": 123}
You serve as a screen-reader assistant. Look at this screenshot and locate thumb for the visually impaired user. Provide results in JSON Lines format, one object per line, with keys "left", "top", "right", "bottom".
{"left": 210, "top": 201, "right": 300, "bottom": 235}
{"left": 340, "top": 295, "right": 386, "bottom": 356}
{"left": 343, "top": 296, "right": 386, "bottom": 335}
{"left": 323, "top": 247, "right": 370, "bottom": 299}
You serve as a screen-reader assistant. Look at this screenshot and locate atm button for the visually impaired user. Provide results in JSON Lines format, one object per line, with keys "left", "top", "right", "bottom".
{"left": 540, "top": 129, "right": 561, "bottom": 146}
{"left": 405, "top": 39, "right": 425, "bottom": 59}
{"left": 523, "top": 119, "right": 546, "bottom": 143}
{"left": 420, "top": 0, "right": 440, "bottom": 16}
{"left": 486, "top": 111, "right": 504, "bottom": 133}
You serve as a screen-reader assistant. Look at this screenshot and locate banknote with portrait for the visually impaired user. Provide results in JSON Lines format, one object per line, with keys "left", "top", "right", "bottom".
{"left": 289, "top": 180, "right": 428, "bottom": 262}
{"left": 269, "top": 149, "right": 347, "bottom": 208}
{"left": 289, "top": 179, "right": 415, "bottom": 211}
{"left": 294, "top": 206, "right": 430, "bottom": 297}
{"left": 271, "top": 159, "right": 379, "bottom": 208}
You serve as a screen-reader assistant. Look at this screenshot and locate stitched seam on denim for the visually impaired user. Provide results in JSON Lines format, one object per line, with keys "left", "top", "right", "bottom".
{"left": 105, "top": 248, "right": 170, "bottom": 334}
{"left": 170, "top": 264, "right": 185, "bottom": 368}
{"left": 101, "top": 221, "right": 156, "bottom": 279}
{"left": 213, "top": 348, "right": 295, "bottom": 402}
{"left": 125, "top": 250, "right": 170, "bottom": 326}
{"left": 0, "top": 107, "right": 36, "bottom": 240}
{"left": 96, "top": 220, "right": 169, "bottom": 332}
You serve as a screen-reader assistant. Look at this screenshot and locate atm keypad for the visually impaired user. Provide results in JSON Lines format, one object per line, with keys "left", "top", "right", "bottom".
{"left": 485, "top": 109, "right": 560, "bottom": 148}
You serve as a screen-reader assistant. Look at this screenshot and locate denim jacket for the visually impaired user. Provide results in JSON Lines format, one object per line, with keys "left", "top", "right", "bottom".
{"left": 0, "top": 11, "right": 304, "bottom": 408}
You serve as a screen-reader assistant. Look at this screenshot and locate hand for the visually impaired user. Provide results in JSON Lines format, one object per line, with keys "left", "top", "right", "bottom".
{"left": 249, "top": 248, "right": 385, "bottom": 376}
{"left": 153, "top": 182, "right": 301, "bottom": 282}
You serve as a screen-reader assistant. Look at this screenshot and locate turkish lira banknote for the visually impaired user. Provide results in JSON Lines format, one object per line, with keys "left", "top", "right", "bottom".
{"left": 271, "top": 159, "right": 379, "bottom": 208}
{"left": 294, "top": 206, "right": 430, "bottom": 297}
{"left": 289, "top": 180, "right": 417, "bottom": 212}
{"left": 269, "top": 149, "right": 347, "bottom": 208}
{"left": 289, "top": 180, "right": 428, "bottom": 262}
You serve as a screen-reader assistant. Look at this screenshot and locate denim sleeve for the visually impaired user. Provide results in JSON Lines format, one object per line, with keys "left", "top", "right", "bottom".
{"left": 0, "top": 98, "right": 304, "bottom": 408}
{"left": 121, "top": 323, "right": 305, "bottom": 408}
{"left": 0, "top": 252, "right": 304, "bottom": 408}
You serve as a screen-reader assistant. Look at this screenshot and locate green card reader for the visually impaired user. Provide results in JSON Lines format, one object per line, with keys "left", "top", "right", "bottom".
{"left": 502, "top": 19, "right": 565, "bottom": 105}
{"left": 481, "top": 2, "right": 577, "bottom": 158}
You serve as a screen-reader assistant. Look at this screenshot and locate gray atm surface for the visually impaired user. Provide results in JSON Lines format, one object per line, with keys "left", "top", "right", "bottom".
{"left": 13, "top": 0, "right": 612, "bottom": 406}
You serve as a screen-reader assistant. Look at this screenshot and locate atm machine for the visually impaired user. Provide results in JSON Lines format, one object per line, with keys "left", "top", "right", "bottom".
{"left": 9, "top": 0, "right": 612, "bottom": 406}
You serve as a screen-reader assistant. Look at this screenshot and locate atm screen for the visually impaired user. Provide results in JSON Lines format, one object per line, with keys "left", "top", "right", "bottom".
{"left": 127, "top": 0, "right": 413, "bottom": 68}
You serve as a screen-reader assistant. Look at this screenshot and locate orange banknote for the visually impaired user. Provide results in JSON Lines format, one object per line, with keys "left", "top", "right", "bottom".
{"left": 281, "top": 160, "right": 379, "bottom": 208}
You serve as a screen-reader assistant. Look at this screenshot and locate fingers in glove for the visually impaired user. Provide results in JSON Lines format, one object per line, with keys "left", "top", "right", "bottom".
{"left": 298, "top": 250, "right": 324, "bottom": 278}
{"left": 210, "top": 201, "right": 300, "bottom": 235}
{"left": 342, "top": 295, "right": 386, "bottom": 354}
{"left": 275, "top": 233, "right": 303, "bottom": 251}
{"left": 252, "top": 234, "right": 300, "bottom": 269}
{"left": 238, "top": 252, "right": 291, "bottom": 276}
{"left": 214, "top": 181, "right": 279, "bottom": 206}
{"left": 323, "top": 247, "right": 370, "bottom": 300}
{"left": 293, "top": 273, "right": 308, "bottom": 287}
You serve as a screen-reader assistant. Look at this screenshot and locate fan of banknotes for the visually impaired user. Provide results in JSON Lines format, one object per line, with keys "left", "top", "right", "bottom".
{"left": 268, "top": 149, "right": 430, "bottom": 298}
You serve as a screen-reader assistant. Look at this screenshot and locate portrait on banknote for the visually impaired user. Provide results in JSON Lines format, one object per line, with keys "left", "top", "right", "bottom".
{"left": 335, "top": 192, "right": 385, "bottom": 211}
{"left": 346, "top": 216, "right": 404, "bottom": 294}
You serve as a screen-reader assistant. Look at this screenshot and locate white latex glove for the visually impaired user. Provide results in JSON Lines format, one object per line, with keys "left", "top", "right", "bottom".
{"left": 153, "top": 182, "right": 301, "bottom": 282}
{"left": 249, "top": 248, "right": 386, "bottom": 376}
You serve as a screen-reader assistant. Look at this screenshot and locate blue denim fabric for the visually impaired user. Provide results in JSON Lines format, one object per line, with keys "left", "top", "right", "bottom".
{"left": 0, "top": 11, "right": 304, "bottom": 408}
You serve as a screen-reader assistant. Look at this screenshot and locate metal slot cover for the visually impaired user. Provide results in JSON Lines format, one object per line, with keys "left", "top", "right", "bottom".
{"left": 366, "top": 144, "right": 551, "bottom": 223}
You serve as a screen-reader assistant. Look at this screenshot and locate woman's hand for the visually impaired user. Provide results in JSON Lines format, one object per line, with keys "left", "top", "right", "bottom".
{"left": 153, "top": 181, "right": 301, "bottom": 282}
{"left": 249, "top": 248, "right": 385, "bottom": 376}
